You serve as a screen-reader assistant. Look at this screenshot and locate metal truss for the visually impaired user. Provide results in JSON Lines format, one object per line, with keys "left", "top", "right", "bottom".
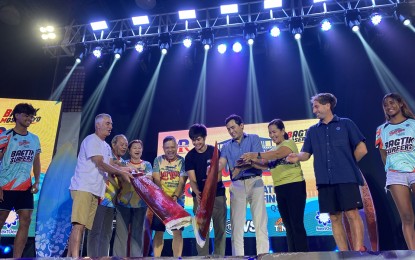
{"left": 43, "top": 0, "right": 411, "bottom": 58}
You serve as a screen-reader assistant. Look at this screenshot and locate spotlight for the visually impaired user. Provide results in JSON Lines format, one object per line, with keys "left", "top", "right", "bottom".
{"left": 270, "top": 26, "right": 281, "bottom": 37}
{"left": 232, "top": 42, "right": 242, "bottom": 53}
{"left": 93, "top": 46, "right": 102, "bottom": 58}
{"left": 321, "top": 19, "right": 332, "bottom": 31}
{"left": 179, "top": 9, "right": 196, "bottom": 20}
{"left": 217, "top": 43, "right": 227, "bottom": 54}
{"left": 345, "top": 9, "right": 361, "bottom": 32}
{"left": 369, "top": 13, "right": 382, "bottom": 26}
{"left": 200, "top": 28, "right": 214, "bottom": 50}
{"left": 244, "top": 22, "right": 257, "bottom": 45}
{"left": 220, "top": 4, "right": 238, "bottom": 15}
{"left": 74, "top": 43, "right": 87, "bottom": 63}
{"left": 290, "top": 17, "right": 304, "bottom": 40}
{"left": 40, "top": 25, "right": 56, "bottom": 40}
{"left": 135, "top": 41, "right": 145, "bottom": 53}
{"left": 183, "top": 36, "right": 192, "bottom": 48}
{"left": 113, "top": 38, "right": 125, "bottom": 58}
{"left": 158, "top": 32, "right": 171, "bottom": 54}
{"left": 395, "top": 3, "right": 412, "bottom": 26}
{"left": 3, "top": 246, "right": 11, "bottom": 254}
{"left": 132, "top": 15, "right": 150, "bottom": 25}
{"left": 264, "top": 0, "right": 282, "bottom": 9}
{"left": 90, "top": 21, "right": 108, "bottom": 31}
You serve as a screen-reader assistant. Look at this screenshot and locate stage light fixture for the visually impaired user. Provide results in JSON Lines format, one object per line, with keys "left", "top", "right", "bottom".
{"left": 200, "top": 28, "right": 214, "bottom": 50}
{"left": 183, "top": 36, "right": 192, "bottom": 48}
{"left": 132, "top": 16, "right": 150, "bottom": 25}
{"left": 345, "top": 9, "right": 361, "bottom": 32}
{"left": 232, "top": 42, "right": 242, "bottom": 53}
{"left": 179, "top": 9, "right": 196, "bottom": 20}
{"left": 370, "top": 13, "right": 382, "bottom": 26}
{"left": 244, "top": 22, "right": 257, "bottom": 45}
{"left": 135, "top": 41, "right": 145, "bottom": 53}
{"left": 40, "top": 25, "right": 56, "bottom": 40}
{"left": 270, "top": 26, "right": 281, "bottom": 37}
{"left": 313, "top": 0, "right": 327, "bottom": 3}
{"left": 113, "top": 38, "right": 125, "bottom": 58}
{"left": 321, "top": 19, "right": 332, "bottom": 31}
{"left": 395, "top": 3, "right": 412, "bottom": 26}
{"left": 158, "top": 32, "right": 172, "bottom": 54}
{"left": 90, "top": 21, "right": 108, "bottom": 31}
{"left": 74, "top": 43, "right": 87, "bottom": 63}
{"left": 220, "top": 4, "right": 238, "bottom": 15}
{"left": 217, "top": 43, "right": 227, "bottom": 54}
{"left": 93, "top": 46, "right": 102, "bottom": 58}
{"left": 290, "top": 17, "right": 304, "bottom": 40}
{"left": 264, "top": 0, "right": 282, "bottom": 9}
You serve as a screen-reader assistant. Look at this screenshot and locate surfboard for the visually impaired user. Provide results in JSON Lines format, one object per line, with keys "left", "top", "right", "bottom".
{"left": 35, "top": 143, "right": 77, "bottom": 257}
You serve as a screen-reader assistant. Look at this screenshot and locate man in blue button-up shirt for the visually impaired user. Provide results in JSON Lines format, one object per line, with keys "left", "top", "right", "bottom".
{"left": 287, "top": 93, "right": 368, "bottom": 252}
{"left": 219, "top": 114, "right": 269, "bottom": 256}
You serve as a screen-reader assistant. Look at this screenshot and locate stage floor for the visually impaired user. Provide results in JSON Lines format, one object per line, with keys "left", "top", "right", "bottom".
{"left": 6, "top": 251, "right": 413, "bottom": 260}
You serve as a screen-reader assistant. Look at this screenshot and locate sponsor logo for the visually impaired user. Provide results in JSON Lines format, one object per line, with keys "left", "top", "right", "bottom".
{"left": 389, "top": 128, "right": 405, "bottom": 136}
{"left": 315, "top": 211, "right": 332, "bottom": 232}
{"left": 19, "top": 140, "right": 30, "bottom": 146}
{"left": 225, "top": 219, "right": 256, "bottom": 234}
{"left": 1, "top": 209, "right": 18, "bottom": 236}
{"left": 274, "top": 218, "right": 286, "bottom": 232}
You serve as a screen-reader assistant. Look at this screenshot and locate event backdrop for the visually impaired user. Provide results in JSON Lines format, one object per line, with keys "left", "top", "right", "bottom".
{"left": 0, "top": 98, "right": 62, "bottom": 237}
{"left": 156, "top": 119, "right": 336, "bottom": 239}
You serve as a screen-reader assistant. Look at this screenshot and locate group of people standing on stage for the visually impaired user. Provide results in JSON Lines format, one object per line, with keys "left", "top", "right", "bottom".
{"left": 0, "top": 91, "right": 414, "bottom": 257}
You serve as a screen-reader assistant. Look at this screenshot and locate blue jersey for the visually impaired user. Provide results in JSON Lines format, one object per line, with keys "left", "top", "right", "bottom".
{"left": 0, "top": 129, "right": 41, "bottom": 190}
{"left": 376, "top": 118, "right": 415, "bottom": 173}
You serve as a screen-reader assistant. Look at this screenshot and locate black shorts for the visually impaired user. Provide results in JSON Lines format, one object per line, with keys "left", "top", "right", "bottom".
{"left": 317, "top": 183, "right": 363, "bottom": 214}
{"left": 0, "top": 188, "right": 34, "bottom": 211}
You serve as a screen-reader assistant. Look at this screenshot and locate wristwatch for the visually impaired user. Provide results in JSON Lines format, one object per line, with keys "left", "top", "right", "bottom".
{"left": 257, "top": 152, "right": 262, "bottom": 159}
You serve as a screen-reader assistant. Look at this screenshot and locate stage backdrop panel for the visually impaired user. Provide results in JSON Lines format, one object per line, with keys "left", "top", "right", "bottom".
{"left": 156, "top": 119, "right": 334, "bottom": 239}
{"left": 0, "top": 98, "right": 62, "bottom": 237}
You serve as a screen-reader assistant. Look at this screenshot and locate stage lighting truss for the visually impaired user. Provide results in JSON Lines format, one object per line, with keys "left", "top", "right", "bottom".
{"left": 42, "top": 0, "right": 414, "bottom": 58}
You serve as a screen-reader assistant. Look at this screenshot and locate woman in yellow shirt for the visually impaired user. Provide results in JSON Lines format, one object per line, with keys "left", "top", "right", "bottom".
{"left": 241, "top": 119, "right": 308, "bottom": 252}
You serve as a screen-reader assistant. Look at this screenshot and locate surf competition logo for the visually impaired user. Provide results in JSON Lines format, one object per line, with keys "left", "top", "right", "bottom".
{"left": 315, "top": 211, "right": 332, "bottom": 231}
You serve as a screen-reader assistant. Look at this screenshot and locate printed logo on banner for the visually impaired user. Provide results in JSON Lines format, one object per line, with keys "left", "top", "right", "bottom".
{"left": 0, "top": 209, "right": 18, "bottom": 235}
{"left": 225, "top": 219, "right": 256, "bottom": 234}
{"left": 274, "top": 218, "right": 286, "bottom": 232}
{"left": 0, "top": 108, "right": 42, "bottom": 125}
{"left": 177, "top": 139, "right": 190, "bottom": 154}
{"left": 287, "top": 129, "right": 308, "bottom": 143}
{"left": 315, "top": 211, "right": 332, "bottom": 231}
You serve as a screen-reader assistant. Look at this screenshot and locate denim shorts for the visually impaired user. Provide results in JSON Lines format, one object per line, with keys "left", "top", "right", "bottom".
{"left": 385, "top": 171, "right": 415, "bottom": 191}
